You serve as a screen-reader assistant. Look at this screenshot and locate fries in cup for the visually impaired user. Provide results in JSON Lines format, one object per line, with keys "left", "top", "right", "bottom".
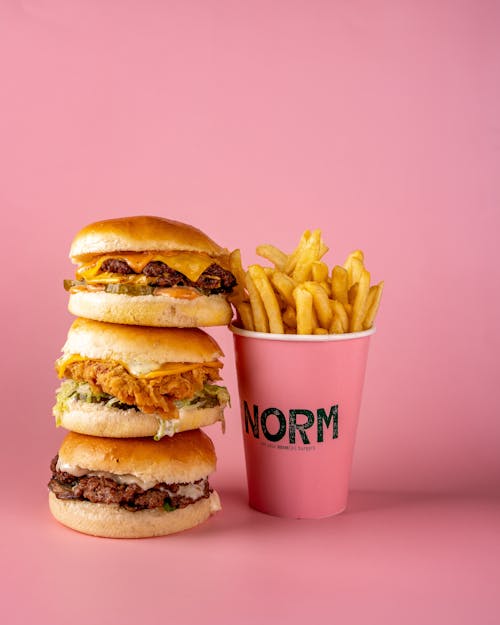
{"left": 230, "top": 230, "right": 383, "bottom": 334}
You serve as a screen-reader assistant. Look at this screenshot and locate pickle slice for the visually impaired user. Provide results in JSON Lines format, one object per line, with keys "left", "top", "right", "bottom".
{"left": 105, "top": 283, "right": 154, "bottom": 296}
{"left": 64, "top": 279, "right": 84, "bottom": 291}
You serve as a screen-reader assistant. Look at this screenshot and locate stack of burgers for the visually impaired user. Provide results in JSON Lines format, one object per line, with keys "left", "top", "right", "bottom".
{"left": 48, "top": 216, "right": 237, "bottom": 538}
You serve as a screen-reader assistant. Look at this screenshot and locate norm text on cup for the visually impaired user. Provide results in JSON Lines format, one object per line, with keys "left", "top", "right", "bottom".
{"left": 243, "top": 401, "right": 339, "bottom": 445}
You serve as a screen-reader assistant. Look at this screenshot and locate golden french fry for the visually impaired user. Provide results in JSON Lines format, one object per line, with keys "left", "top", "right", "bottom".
{"left": 313, "top": 327, "right": 328, "bottom": 335}
{"left": 293, "top": 259, "right": 314, "bottom": 283}
{"left": 363, "top": 281, "right": 384, "bottom": 329}
{"left": 282, "top": 306, "right": 297, "bottom": 328}
{"left": 311, "top": 261, "right": 329, "bottom": 283}
{"left": 304, "top": 282, "right": 333, "bottom": 329}
{"left": 344, "top": 250, "right": 364, "bottom": 289}
{"left": 245, "top": 272, "right": 269, "bottom": 333}
{"left": 292, "top": 229, "right": 322, "bottom": 283}
{"left": 329, "top": 315, "right": 344, "bottom": 334}
{"left": 256, "top": 244, "right": 288, "bottom": 272}
{"left": 229, "top": 249, "right": 247, "bottom": 290}
{"left": 235, "top": 301, "right": 254, "bottom": 331}
{"left": 227, "top": 279, "right": 247, "bottom": 304}
{"left": 270, "top": 271, "right": 296, "bottom": 309}
{"left": 346, "top": 257, "right": 364, "bottom": 289}
{"left": 344, "top": 249, "right": 364, "bottom": 268}
{"left": 294, "top": 286, "right": 314, "bottom": 334}
{"left": 348, "top": 282, "right": 358, "bottom": 305}
{"left": 311, "top": 305, "right": 319, "bottom": 330}
{"left": 318, "top": 235, "right": 329, "bottom": 260}
{"left": 248, "top": 265, "right": 284, "bottom": 334}
{"left": 364, "top": 285, "right": 377, "bottom": 318}
{"left": 284, "top": 230, "right": 311, "bottom": 274}
{"left": 331, "top": 266, "right": 348, "bottom": 305}
{"left": 350, "top": 269, "right": 370, "bottom": 332}
{"left": 263, "top": 266, "right": 274, "bottom": 278}
{"left": 319, "top": 281, "right": 330, "bottom": 296}
{"left": 330, "top": 300, "right": 349, "bottom": 333}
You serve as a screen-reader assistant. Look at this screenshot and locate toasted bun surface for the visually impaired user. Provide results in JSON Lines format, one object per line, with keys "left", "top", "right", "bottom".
{"left": 70, "top": 216, "right": 228, "bottom": 262}
{"left": 58, "top": 400, "right": 224, "bottom": 438}
{"left": 58, "top": 430, "right": 216, "bottom": 484}
{"left": 49, "top": 490, "right": 221, "bottom": 538}
{"left": 61, "top": 318, "right": 224, "bottom": 374}
{"left": 68, "top": 291, "right": 233, "bottom": 328}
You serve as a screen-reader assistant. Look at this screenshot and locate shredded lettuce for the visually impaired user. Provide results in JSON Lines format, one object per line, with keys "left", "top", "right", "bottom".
{"left": 53, "top": 380, "right": 136, "bottom": 424}
{"left": 154, "top": 418, "right": 180, "bottom": 441}
{"left": 105, "top": 397, "right": 122, "bottom": 407}
{"left": 154, "top": 384, "right": 229, "bottom": 441}
{"left": 53, "top": 381, "right": 230, "bottom": 435}
{"left": 174, "top": 383, "right": 230, "bottom": 410}
{"left": 53, "top": 380, "right": 79, "bottom": 423}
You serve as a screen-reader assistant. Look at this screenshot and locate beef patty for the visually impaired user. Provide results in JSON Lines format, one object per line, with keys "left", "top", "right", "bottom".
{"left": 48, "top": 455, "right": 211, "bottom": 511}
{"left": 100, "top": 259, "right": 236, "bottom": 294}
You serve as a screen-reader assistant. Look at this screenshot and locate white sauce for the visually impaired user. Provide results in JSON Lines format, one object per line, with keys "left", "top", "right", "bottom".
{"left": 56, "top": 458, "right": 207, "bottom": 494}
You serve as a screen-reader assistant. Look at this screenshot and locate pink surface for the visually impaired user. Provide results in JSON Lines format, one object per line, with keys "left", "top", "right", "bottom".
{"left": 1, "top": 1, "right": 499, "bottom": 624}
{"left": 3, "top": 485, "right": 500, "bottom": 625}
{"left": 233, "top": 328, "right": 373, "bottom": 518}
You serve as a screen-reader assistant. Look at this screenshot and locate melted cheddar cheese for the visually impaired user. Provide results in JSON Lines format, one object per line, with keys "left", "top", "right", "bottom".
{"left": 56, "top": 354, "right": 223, "bottom": 379}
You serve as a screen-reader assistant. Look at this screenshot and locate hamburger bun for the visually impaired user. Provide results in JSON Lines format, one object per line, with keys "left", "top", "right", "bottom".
{"left": 60, "top": 318, "right": 224, "bottom": 374}
{"left": 68, "top": 290, "right": 232, "bottom": 328}
{"left": 57, "top": 400, "right": 224, "bottom": 439}
{"left": 70, "top": 215, "right": 228, "bottom": 262}
{"left": 57, "top": 430, "right": 217, "bottom": 483}
{"left": 48, "top": 431, "right": 221, "bottom": 538}
{"left": 48, "top": 491, "right": 221, "bottom": 538}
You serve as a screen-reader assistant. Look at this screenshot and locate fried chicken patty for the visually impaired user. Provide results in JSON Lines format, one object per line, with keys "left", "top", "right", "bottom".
{"left": 60, "top": 359, "right": 222, "bottom": 415}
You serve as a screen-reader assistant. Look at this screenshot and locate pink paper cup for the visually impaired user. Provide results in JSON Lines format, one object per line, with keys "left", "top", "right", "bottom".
{"left": 230, "top": 325, "right": 375, "bottom": 519}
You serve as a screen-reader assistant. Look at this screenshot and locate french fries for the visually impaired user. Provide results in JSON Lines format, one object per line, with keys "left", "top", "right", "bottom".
{"left": 282, "top": 306, "right": 297, "bottom": 329}
{"left": 350, "top": 269, "right": 370, "bottom": 332}
{"left": 245, "top": 273, "right": 269, "bottom": 333}
{"left": 270, "top": 271, "right": 296, "bottom": 309}
{"left": 230, "top": 230, "right": 383, "bottom": 334}
{"left": 311, "top": 261, "right": 329, "bottom": 283}
{"left": 331, "top": 266, "right": 348, "bottom": 305}
{"left": 363, "top": 282, "right": 384, "bottom": 330}
{"left": 256, "top": 244, "right": 288, "bottom": 272}
{"left": 292, "top": 229, "right": 323, "bottom": 283}
{"left": 330, "top": 300, "right": 349, "bottom": 333}
{"left": 304, "top": 282, "right": 333, "bottom": 329}
{"left": 234, "top": 301, "right": 255, "bottom": 332}
{"left": 247, "top": 265, "right": 284, "bottom": 334}
{"left": 294, "top": 286, "right": 314, "bottom": 335}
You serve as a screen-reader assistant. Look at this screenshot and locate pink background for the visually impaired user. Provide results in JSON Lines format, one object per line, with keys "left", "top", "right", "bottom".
{"left": 1, "top": 1, "right": 499, "bottom": 624}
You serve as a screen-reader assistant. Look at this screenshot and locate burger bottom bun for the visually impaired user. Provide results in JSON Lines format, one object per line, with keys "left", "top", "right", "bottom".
{"left": 68, "top": 291, "right": 232, "bottom": 327}
{"left": 58, "top": 400, "right": 225, "bottom": 438}
{"left": 48, "top": 490, "right": 221, "bottom": 538}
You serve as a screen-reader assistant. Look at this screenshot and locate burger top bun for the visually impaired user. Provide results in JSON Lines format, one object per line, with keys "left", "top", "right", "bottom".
{"left": 70, "top": 215, "right": 229, "bottom": 262}
{"left": 60, "top": 318, "right": 223, "bottom": 375}
{"left": 58, "top": 430, "right": 217, "bottom": 485}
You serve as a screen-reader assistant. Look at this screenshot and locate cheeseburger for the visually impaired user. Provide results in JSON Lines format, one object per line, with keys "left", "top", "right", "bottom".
{"left": 65, "top": 215, "right": 236, "bottom": 327}
{"left": 54, "top": 318, "right": 229, "bottom": 439}
{"left": 48, "top": 430, "right": 221, "bottom": 538}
